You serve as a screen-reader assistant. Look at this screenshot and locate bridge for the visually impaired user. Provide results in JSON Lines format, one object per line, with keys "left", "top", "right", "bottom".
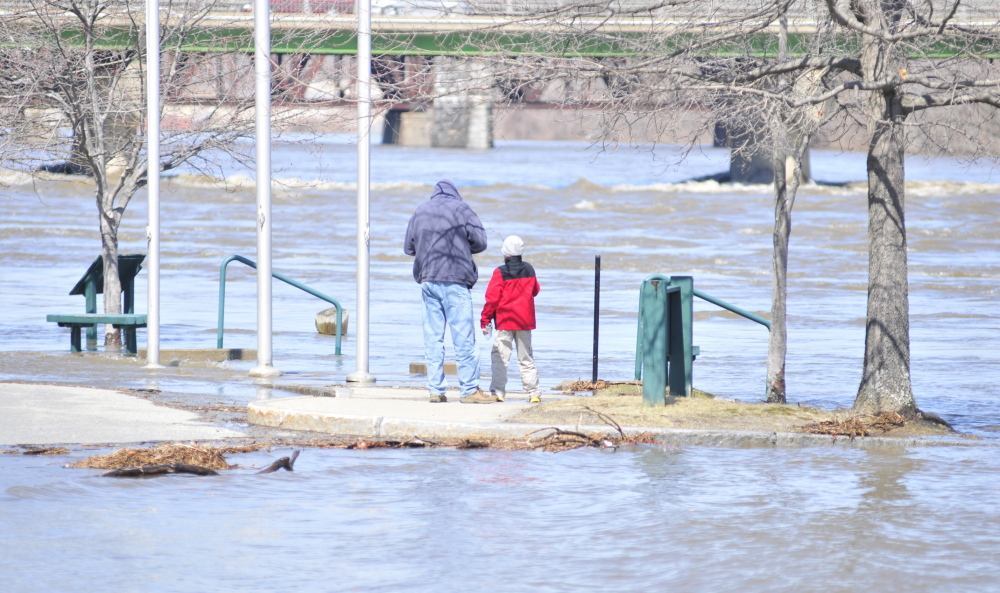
{"left": 5, "top": 0, "right": 1000, "bottom": 178}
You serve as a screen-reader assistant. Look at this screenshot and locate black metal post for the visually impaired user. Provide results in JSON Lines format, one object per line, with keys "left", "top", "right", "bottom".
{"left": 593, "top": 255, "right": 601, "bottom": 384}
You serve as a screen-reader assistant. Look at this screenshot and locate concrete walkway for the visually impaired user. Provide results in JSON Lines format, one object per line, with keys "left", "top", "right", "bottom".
{"left": 248, "top": 386, "right": 989, "bottom": 448}
{"left": 2, "top": 373, "right": 990, "bottom": 450}
{"left": 250, "top": 387, "right": 539, "bottom": 440}
{"left": 0, "top": 382, "right": 242, "bottom": 445}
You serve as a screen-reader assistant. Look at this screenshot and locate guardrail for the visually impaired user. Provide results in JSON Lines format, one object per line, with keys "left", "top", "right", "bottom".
{"left": 217, "top": 254, "right": 343, "bottom": 355}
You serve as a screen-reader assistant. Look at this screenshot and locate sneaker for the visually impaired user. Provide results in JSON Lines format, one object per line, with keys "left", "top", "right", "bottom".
{"left": 529, "top": 396, "right": 541, "bottom": 403}
{"left": 429, "top": 393, "right": 447, "bottom": 403}
{"left": 460, "top": 389, "right": 498, "bottom": 404}
{"left": 493, "top": 392, "right": 505, "bottom": 402}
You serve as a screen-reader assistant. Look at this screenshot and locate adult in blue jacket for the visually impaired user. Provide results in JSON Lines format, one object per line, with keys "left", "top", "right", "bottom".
{"left": 404, "top": 180, "right": 496, "bottom": 404}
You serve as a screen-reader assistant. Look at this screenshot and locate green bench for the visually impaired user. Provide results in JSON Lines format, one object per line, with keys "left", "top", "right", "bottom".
{"left": 49, "top": 254, "right": 146, "bottom": 353}
{"left": 47, "top": 313, "right": 147, "bottom": 354}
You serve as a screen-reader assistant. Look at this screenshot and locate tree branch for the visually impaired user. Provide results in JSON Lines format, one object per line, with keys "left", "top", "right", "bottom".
{"left": 903, "top": 90, "right": 1000, "bottom": 113}
{"left": 703, "top": 56, "right": 862, "bottom": 83}
{"left": 822, "top": 0, "right": 942, "bottom": 42}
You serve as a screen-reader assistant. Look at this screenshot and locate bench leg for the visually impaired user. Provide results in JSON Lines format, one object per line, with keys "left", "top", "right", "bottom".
{"left": 85, "top": 283, "right": 97, "bottom": 343}
{"left": 125, "top": 327, "right": 137, "bottom": 355}
{"left": 70, "top": 327, "right": 82, "bottom": 353}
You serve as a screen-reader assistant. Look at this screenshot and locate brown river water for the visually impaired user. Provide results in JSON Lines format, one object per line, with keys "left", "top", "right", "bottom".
{"left": 1, "top": 139, "right": 998, "bottom": 591}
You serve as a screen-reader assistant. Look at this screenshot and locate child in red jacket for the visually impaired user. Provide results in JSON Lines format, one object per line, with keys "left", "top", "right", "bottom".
{"left": 481, "top": 236, "right": 542, "bottom": 403}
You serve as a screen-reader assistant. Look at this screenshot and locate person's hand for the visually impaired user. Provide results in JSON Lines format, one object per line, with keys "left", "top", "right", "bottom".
{"left": 482, "top": 325, "right": 490, "bottom": 335}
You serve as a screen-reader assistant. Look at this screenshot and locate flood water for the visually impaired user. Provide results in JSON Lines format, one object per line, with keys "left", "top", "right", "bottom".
{"left": 2, "top": 138, "right": 999, "bottom": 590}
{"left": 2, "top": 138, "right": 998, "bottom": 433}
{"left": 2, "top": 444, "right": 1000, "bottom": 592}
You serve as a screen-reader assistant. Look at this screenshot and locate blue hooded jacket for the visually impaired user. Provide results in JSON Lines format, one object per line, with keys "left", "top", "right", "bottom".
{"left": 404, "top": 181, "right": 488, "bottom": 288}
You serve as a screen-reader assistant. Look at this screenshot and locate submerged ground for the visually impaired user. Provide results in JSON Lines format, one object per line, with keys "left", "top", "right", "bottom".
{"left": 1, "top": 140, "right": 998, "bottom": 590}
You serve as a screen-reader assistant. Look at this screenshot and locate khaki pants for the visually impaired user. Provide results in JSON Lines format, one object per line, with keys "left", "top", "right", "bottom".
{"left": 489, "top": 329, "right": 540, "bottom": 397}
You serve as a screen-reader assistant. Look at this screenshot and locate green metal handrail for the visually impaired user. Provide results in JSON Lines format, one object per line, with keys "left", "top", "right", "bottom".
{"left": 692, "top": 289, "right": 771, "bottom": 330}
{"left": 634, "top": 275, "right": 770, "bottom": 386}
{"left": 217, "top": 255, "right": 342, "bottom": 355}
{"left": 636, "top": 276, "right": 771, "bottom": 330}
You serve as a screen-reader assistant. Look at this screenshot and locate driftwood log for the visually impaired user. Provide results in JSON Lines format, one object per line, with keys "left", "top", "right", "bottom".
{"left": 256, "top": 450, "right": 300, "bottom": 474}
{"left": 101, "top": 450, "right": 302, "bottom": 477}
{"left": 102, "top": 463, "right": 219, "bottom": 478}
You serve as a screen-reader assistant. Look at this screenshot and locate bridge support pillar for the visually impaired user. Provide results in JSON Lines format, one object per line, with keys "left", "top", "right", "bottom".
{"left": 715, "top": 122, "right": 811, "bottom": 184}
{"left": 430, "top": 58, "right": 493, "bottom": 149}
{"left": 383, "top": 110, "right": 432, "bottom": 146}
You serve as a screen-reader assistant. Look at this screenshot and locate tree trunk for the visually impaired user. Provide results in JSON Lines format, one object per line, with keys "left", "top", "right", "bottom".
{"left": 766, "top": 136, "right": 806, "bottom": 404}
{"left": 70, "top": 123, "right": 93, "bottom": 176}
{"left": 853, "top": 0, "right": 918, "bottom": 417}
{"left": 766, "top": 151, "right": 790, "bottom": 403}
{"left": 99, "top": 202, "right": 123, "bottom": 347}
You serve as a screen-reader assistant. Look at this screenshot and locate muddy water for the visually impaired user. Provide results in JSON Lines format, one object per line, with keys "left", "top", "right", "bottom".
{"left": 2, "top": 139, "right": 998, "bottom": 433}
{"left": 2, "top": 139, "right": 1000, "bottom": 590}
{"left": 2, "top": 444, "right": 1000, "bottom": 592}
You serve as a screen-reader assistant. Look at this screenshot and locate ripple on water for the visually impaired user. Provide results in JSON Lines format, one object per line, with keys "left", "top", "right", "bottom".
{"left": 2, "top": 444, "right": 1000, "bottom": 592}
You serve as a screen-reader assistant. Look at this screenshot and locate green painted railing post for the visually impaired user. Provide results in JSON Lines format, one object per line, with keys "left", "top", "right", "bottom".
{"left": 636, "top": 274, "right": 674, "bottom": 406}
{"left": 217, "top": 256, "right": 232, "bottom": 350}
{"left": 667, "top": 276, "right": 694, "bottom": 398}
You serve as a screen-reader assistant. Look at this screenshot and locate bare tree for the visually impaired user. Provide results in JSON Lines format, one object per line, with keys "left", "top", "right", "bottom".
{"left": 448, "top": 0, "right": 1000, "bottom": 416}
{"left": 0, "top": 0, "right": 263, "bottom": 345}
{"left": 5, "top": 0, "right": 995, "bottom": 414}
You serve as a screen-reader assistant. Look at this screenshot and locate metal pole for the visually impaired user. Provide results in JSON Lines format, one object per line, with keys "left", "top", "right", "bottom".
{"left": 143, "top": 0, "right": 163, "bottom": 369}
{"left": 346, "top": 0, "right": 375, "bottom": 384}
{"left": 249, "top": 0, "right": 280, "bottom": 377}
{"left": 592, "top": 255, "right": 601, "bottom": 384}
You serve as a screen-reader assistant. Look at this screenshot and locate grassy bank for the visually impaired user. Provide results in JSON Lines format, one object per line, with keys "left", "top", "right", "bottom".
{"left": 513, "top": 382, "right": 952, "bottom": 438}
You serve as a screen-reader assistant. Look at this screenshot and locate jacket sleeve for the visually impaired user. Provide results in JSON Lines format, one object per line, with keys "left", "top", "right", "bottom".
{"left": 465, "top": 207, "right": 488, "bottom": 255}
{"left": 533, "top": 277, "right": 540, "bottom": 296}
{"left": 481, "top": 269, "right": 503, "bottom": 327}
{"left": 403, "top": 213, "right": 417, "bottom": 256}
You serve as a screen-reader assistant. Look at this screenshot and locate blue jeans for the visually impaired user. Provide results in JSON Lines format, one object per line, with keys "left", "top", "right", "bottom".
{"left": 421, "top": 281, "right": 479, "bottom": 396}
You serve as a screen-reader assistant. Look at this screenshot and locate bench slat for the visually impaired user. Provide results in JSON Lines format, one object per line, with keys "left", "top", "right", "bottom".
{"left": 47, "top": 314, "right": 147, "bottom": 325}
{"left": 47, "top": 314, "right": 146, "bottom": 355}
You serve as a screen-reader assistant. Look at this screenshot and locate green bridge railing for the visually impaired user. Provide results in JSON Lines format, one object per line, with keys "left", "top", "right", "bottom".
{"left": 217, "top": 255, "right": 343, "bottom": 355}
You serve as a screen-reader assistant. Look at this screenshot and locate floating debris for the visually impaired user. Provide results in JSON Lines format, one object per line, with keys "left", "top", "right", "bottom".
{"left": 2, "top": 446, "right": 71, "bottom": 456}
{"left": 527, "top": 427, "right": 605, "bottom": 452}
{"left": 257, "top": 450, "right": 299, "bottom": 474}
{"left": 803, "top": 412, "right": 907, "bottom": 438}
{"left": 79, "top": 445, "right": 302, "bottom": 478}
{"left": 103, "top": 463, "right": 219, "bottom": 478}
{"left": 69, "top": 443, "right": 235, "bottom": 470}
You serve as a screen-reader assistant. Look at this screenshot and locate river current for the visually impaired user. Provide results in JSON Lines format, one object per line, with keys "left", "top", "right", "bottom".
{"left": 1, "top": 138, "right": 998, "bottom": 590}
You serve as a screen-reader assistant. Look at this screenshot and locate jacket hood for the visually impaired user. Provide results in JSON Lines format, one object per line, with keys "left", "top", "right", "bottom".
{"left": 430, "top": 180, "right": 462, "bottom": 201}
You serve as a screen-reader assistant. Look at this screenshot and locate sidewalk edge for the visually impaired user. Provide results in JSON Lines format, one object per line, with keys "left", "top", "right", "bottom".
{"left": 247, "top": 401, "right": 992, "bottom": 449}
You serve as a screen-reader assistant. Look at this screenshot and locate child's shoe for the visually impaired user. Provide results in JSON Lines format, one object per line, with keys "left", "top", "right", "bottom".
{"left": 529, "top": 395, "right": 541, "bottom": 403}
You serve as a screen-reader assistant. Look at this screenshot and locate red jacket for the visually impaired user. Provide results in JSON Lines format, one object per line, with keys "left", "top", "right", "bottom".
{"left": 481, "top": 256, "right": 540, "bottom": 331}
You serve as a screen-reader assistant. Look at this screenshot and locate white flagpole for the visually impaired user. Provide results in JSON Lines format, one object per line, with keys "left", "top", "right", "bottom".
{"left": 249, "top": 0, "right": 281, "bottom": 377}
{"left": 346, "top": 0, "right": 375, "bottom": 384}
{"left": 144, "top": 0, "right": 163, "bottom": 369}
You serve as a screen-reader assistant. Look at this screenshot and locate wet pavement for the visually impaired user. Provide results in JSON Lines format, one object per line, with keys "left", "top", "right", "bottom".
{"left": 0, "top": 382, "right": 242, "bottom": 445}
